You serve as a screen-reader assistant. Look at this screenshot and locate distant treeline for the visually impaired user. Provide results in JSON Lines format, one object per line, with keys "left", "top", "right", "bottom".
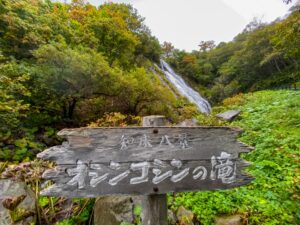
{"left": 165, "top": 7, "right": 300, "bottom": 103}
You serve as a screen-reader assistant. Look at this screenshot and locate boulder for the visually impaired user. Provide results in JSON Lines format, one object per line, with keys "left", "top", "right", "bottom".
{"left": 215, "top": 214, "right": 243, "bottom": 225}
{"left": 216, "top": 110, "right": 241, "bottom": 121}
{"left": 176, "top": 206, "right": 194, "bottom": 225}
{"left": 94, "top": 196, "right": 135, "bottom": 225}
{"left": 0, "top": 179, "right": 36, "bottom": 225}
{"left": 142, "top": 115, "right": 169, "bottom": 126}
{"left": 0, "top": 203, "right": 11, "bottom": 225}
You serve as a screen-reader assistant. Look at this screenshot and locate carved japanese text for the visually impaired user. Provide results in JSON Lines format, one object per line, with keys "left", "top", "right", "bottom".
{"left": 65, "top": 152, "right": 237, "bottom": 189}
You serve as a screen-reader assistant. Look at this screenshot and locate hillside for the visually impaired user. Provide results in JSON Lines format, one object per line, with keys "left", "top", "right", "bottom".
{"left": 165, "top": 8, "right": 300, "bottom": 103}
{"left": 173, "top": 90, "right": 300, "bottom": 224}
{"left": 0, "top": 0, "right": 197, "bottom": 162}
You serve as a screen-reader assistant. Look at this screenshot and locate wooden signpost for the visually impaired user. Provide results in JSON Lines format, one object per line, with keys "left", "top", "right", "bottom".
{"left": 38, "top": 115, "right": 254, "bottom": 225}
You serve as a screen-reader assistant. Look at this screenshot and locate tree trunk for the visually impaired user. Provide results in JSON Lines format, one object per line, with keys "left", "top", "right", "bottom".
{"left": 68, "top": 98, "right": 77, "bottom": 120}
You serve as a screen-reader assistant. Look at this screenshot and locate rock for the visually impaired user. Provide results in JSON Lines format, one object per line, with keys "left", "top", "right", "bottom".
{"left": 0, "top": 179, "right": 36, "bottom": 225}
{"left": 215, "top": 214, "right": 243, "bottom": 225}
{"left": 168, "top": 209, "right": 177, "bottom": 224}
{"left": 0, "top": 203, "right": 11, "bottom": 225}
{"left": 176, "top": 118, "right": 198, "bottom": 127}
{"left": 94, "top": 196, "right": 135, "bottom": 225}
{"left": 176, "top": 206, "right": 194, "bottom": 225}
{"left": 142, "top": 115, "right": 169, "bottom": 126}
{"left": 216, "top": 110, "right": 241, "bottom": 121}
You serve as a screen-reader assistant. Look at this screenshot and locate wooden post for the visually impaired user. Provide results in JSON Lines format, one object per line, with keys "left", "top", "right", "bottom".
{"left": 141, "top": 115, "right": 168, "bottom": 225}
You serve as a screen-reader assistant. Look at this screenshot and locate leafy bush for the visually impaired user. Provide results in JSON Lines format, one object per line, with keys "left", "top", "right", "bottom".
{"left": 0, "top": 126, "right": 61, "bottom": 162}
{"left": 89, "top": 112, "right": 141, "bottom": 127}
{"left": 222, "top": 93, "right": 245, "bottom": 107}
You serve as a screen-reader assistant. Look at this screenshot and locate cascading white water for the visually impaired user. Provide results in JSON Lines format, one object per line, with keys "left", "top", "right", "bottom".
{"left": 160, "top": 59, "right": 211, "bottom": 114}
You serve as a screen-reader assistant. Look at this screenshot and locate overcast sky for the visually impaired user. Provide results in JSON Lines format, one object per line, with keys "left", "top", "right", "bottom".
{"left": 66, "top": 0, "right": 292, "bottom": 51}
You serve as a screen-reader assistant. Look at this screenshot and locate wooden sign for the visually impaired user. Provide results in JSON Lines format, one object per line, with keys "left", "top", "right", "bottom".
{"left": 37, "top": 127, "right": 254, "bottom": 198}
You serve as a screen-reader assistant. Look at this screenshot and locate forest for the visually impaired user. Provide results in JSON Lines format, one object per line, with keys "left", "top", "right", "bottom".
{"left": 0, "top": 0, "right": 194, "bottom": 161}
{"left": 165, "top": 5, "right": 300, "bottom": 103}
{"left": 0, "top": 0, "right": 299, "bottom": 225}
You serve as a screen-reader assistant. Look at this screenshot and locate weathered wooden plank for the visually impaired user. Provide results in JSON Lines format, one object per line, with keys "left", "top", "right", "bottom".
{"left": 37, "top": 127, "right": 250, "bottom": 165}
{"left": 39, "top": 159, "right": 253, "bottom": 197}
{"left": 37, "top": 125, "right": 254, "bottom": 198}
{"left": 39, "top": 174, "right": 254, "bottom": 198}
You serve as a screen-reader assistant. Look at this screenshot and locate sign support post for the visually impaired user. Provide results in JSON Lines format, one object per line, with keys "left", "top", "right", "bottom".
{"left": 141, "top": 116, "right": 168, "bottom": 225}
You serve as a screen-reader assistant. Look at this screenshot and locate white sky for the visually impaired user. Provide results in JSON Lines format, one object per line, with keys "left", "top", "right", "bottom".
{"left": 67, "top": 0, "right": 292, "bottom": 51}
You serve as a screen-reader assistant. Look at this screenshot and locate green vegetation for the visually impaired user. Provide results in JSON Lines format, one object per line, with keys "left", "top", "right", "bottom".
{"left": 172, "top": 90, "right": 300, "bottom": 224}
{"left": 0, "top": 0, "right": 299, "bottom": 224}
{"left": 165, "top": 8, "right": 300, "bottom": 103}
{"left": 0, "top": 0, "right": 195, "bottom": 162}
{"left": 0, "top": 1, "right": 193, "bottom": 223}
{"left": 55, "top": 199, "right": 95, "bottom": 225}
{"left": 1, "top": 0, "right": 298, "bottom": 162}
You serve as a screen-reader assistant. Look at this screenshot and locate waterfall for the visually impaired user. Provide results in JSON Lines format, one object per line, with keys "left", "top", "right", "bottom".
{"left": 160, "top": 59, "right": 211, "bottom": 114}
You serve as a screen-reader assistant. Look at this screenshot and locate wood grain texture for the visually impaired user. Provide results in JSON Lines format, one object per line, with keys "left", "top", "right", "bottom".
{"left": 141, "top": 115, "right": 168, "bottom": 225}
{"left": 40, "top": 159, "right": 253, "bottom": 197}
{"left": 141, "top": 194, "right": 167, "bottom": 225}
{"left": 38, "top": 126, "right": 254, "bottom": 198}
{"left": 38, "top": 127, "right": 250, "bottom": 164}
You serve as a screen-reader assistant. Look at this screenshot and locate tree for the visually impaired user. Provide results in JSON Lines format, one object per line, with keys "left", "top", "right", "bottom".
{"left": 33, "top": 43, "right": 121, "bottom": 121}
{"left": 71, "top": 0, "right": 87, "bottom": 7}
{"left": 271, "top": 10, "right": 300, "bottom": 60}
{"left": 86, "top": 3, "right": 144, "bottom": 69}
{"left": 198, "top": 40, "right": 216, "bottom": 52}
{"left": 0, "top": 56, "right": 30, "bottom": 135}
{"left": 117, "top": 68, "right": 176, "bottom": 116}
{"left": 243, "top": 17, "right": 266, "bottom": 33}
{"left": 162, "top": 41, "right": 175, "bottom": 57}
{"left": 283, "top": 0, "right": 293, "bottom": 4}
{"left": 0, "top": 0, "right": 52, "bottom": 59}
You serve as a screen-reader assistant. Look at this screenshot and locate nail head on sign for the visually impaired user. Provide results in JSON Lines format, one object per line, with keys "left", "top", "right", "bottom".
{"left": 153, "top": 129, "right": 159, "bottom": 134}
